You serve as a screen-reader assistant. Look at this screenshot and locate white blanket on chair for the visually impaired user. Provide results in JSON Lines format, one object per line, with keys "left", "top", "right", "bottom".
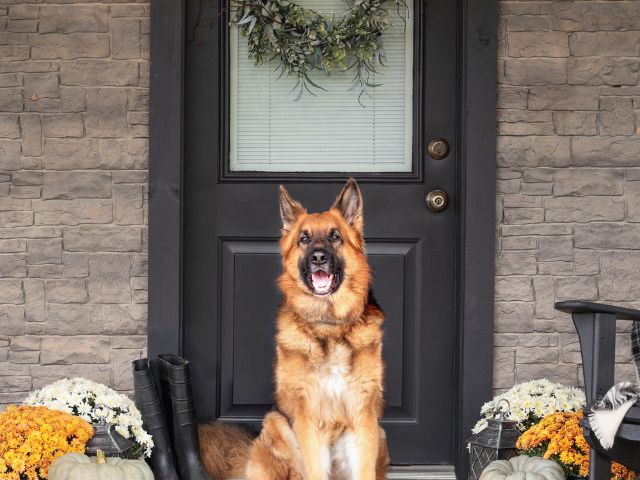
{"left": 589, "top": 381, "right": 640, "bottom": 449}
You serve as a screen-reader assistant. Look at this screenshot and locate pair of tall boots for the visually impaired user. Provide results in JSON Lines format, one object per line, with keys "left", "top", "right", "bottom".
{"left": 132, "top": 354, "right": 211, "bottom": 480}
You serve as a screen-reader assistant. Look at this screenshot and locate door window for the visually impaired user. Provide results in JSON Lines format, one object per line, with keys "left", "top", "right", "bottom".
{"left": 229, "top": 0, "right": 414, "bottom": 173}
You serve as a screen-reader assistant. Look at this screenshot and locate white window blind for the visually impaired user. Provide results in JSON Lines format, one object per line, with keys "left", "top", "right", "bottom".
{"left": 229, "top": 0, "right": 413, "bottom": 172}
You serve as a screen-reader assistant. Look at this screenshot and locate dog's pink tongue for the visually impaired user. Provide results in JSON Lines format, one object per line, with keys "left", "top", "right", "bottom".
{"left": 312, "top": 271, "right": 331, "bottom": 288}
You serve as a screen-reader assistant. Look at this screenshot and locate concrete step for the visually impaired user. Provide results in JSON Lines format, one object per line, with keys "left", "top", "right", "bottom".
{"left": 229, "top": 465, "right": 457, "bottom": 480}
{"left": 388, "top": 465, "right": 457, "bottom": 479}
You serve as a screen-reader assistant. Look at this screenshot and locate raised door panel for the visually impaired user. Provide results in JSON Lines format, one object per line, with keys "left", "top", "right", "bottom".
{"left": 217, "top": 240, "right": 421, "bottom": 427}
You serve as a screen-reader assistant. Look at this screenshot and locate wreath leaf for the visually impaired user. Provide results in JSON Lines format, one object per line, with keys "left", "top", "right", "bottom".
{"left": 231, "top": 0, "right": 406, "bottom": 102}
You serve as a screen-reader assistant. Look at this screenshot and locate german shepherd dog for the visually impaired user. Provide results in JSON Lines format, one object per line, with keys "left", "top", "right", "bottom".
{"left": 199, "top": 179, "right": 389, "bottom": 480}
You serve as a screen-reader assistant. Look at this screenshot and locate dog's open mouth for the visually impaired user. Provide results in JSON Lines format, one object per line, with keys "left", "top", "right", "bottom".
{"left": 308, "top": 270, "right": 341, "bottom": 296}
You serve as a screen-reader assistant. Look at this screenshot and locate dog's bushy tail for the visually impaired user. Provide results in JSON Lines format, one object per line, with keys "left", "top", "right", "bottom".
{"left": 199, "top": 422, "right": 255, "bottom": 479}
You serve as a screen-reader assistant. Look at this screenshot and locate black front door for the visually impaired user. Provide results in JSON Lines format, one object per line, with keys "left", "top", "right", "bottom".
{"left": 182, "top": 0, "right": 459, "bottom": 467}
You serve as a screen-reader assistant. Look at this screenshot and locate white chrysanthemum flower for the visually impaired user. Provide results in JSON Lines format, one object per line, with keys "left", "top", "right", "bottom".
{"left": 23, "top": 377, "right": 153, "bottom": 458}
{"left": 77, "top": 401, "right": 92, "bottom": 415}
{"left": 471, "top": 378, "right": 586, "bottom": 433}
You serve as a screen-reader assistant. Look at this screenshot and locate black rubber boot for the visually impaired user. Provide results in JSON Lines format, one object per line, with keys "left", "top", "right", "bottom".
{"left": 158, "top": 354, "right": 212, "bottom": 480}
{"left": 132, "top": 358, "right": 179, "bottom": 480}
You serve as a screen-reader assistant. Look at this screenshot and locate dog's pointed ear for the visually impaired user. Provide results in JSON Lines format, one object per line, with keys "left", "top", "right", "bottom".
{"left": 279, "top": 185, "right": 305, "bottom": 231}
{"left": 332, "top": 178, "right": 363, "bottom": 232}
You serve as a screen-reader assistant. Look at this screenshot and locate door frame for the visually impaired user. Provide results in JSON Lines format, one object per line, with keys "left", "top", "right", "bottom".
{"left": 148, "top": 0, "right": 497, "bottom": 477}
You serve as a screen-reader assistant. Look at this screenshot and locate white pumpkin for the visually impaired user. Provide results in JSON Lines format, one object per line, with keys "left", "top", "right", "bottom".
{"left": 49, "top": 450, "right": 154, "bottom": 480}
{"left": 479, "top": 455, "right": 565, "bottom": 480}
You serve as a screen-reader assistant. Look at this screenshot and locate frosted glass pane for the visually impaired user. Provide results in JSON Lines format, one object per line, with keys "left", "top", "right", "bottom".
{"left": 229, "top": 0, "right": 413, "bottom": 172}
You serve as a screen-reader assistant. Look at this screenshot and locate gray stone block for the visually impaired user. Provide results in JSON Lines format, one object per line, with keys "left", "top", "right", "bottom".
{"left": 493, "top": 347, "right": 516, "bottom": 389}
{"left": 113, "top": 184, "right": 143, "bottom": 225}
{"left": 85, "top": 88, "right": 128, "bottom": 138}
{"left": 27, "top": 238, "right": 62, "bottom": 265}
{"left": 497, "top": 136, "right": 570, "bottom": 167}
{"left": 30, "top": 33, "right": 110, "bottom": 60}
{"left": 62, "top": 252, "right": 89, "bottom": 279}
{"left": 544, "top": 196, "right": 625, "bottom": 222}
{"left": 556, "top": 276, "right": 598, "bottom": 301}
{"left": 43, "top": 172, "right": 112, "bottom": 200}
{"left": 599, "top": 251, "right": 640, "bottom": 301}
{"left": 552, "top": 112, "right": 597, "bottom": 136}
{"left": 19, "top": 114, "right": 42, "bottom": 157}
{"left": 507, "top": 31, "right": 569, "bottom": 57}
{"left": 33, "top": 199, "right": 113, "bottom": 225}
{"left": 0, "top": 88, "right": 23, "bottom": 112}
{"left": 46, "top": 279, "right": 88, "bottom": 304}
{"left": 31, "top": 364, "right": 111, "bottom": 390}
{"left": 569, "top": 32, "right": 640, "bottom": 57}
{"left": 98, "top": 139, "right": 148, "bottom": 169}
{"left": 495, "top": 277, "right": 533, "bottom": 302}
{"left": 63, "top": 225, "right": 142, "bottom": 252}
{"left": 60, "top": 60, "right": 139, "bottom": 87}
{"left": 111, "top": 18, "right": 140, "bottom": 59}
{"left": 496, "top": 251, "right": 537, "bottom": 275}
{"left": 42, "top": 113, "right": 84, "bottom": 138}
{"left": 504, "top": 58, "right": 565, "bottom": 85}
{"left": 0, "top": 254, "right": 26, "bottom": 277}
{"left": 528, "top": 85, "right": 599, "bottom": 111}
{"left": 23, "top": 279, "right": 45, "bottom": 323}
{"left": 0, "top": 140, "right": 21, "bottom": 170}
{"left": 0, "top": 114, "right": 19, "bottom": 138}
{"left": 571, "top": 137, "right": 640, "bottom": 167}
{"left": 59, "top": 86, "right": 85, "bottom": 113}
{"left": 43, "top": 139, "right": 99, "bottom": 170}
{"left": 538, "top": 236, "right": 573, "bottom": 262}
{"left": 0, "top": 279, "right": 23, "bottom": 304}
{"left": 495, "top": 301, "right": 535, "bottom": 333}
{"left": 103, "top": 304, "right": 147, "bottom": 335}
{"left": 0, "top": 305, "right": 25, "bottom": 335}
{"left": 8, "top": 5, "right": 37, "bottom": 20}
{"left": 516, "top": 363, "right": 578, "bottom": 385}
{"left": 598, "top": 97, "right": 635, "bottom": 136}
{"left": 516, "top": 347, "right": 559, "bottom": 364}
{"left": 39, "top": 5, "right": 108, "bottom": 33}
{"left": 552, "top": 2, "right": 640, "bottom": 32}
{"left": 46, "top": 304, "right": 103, "bottom": 335}
{"left": 88, "top": 253, "right": 131, "bottom": 303}
{"left": 111, "top": 348, "right": 142, "bottom": 390}
{"left": 567, "top": 58, "right": 640, "bottom": 86}
{"left": 553, "top": 169, "right": 624, "bottom": 196}
{"left": 41, "top": 336, "right": 110, "bottom": 365}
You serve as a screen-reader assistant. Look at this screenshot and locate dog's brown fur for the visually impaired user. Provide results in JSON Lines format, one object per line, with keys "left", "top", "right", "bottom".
{"left": 198, "top": 423, "right": 254, "bottom": 479}
{"left": 200, "top": 179, "right": 389, "bottom": 480}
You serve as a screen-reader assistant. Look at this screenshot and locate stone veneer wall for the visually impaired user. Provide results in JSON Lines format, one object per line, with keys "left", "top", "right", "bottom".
{"left": 1, "top": 0, "right": 639, "bottom": 410}
{"left": 0, "top": 1, "right": 149, "bottom": 409}
{"left": 495, "top": 1, "right": 640, "bottom": 392}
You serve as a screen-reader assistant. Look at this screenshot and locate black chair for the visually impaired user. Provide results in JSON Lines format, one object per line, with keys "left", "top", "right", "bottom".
{"left": 555, "top": 301, "right": 640, "bottom": 479}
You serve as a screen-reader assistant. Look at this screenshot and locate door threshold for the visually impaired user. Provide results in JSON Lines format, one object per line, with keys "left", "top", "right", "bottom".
{"left": 388, "top": 465, "right": 457, "bottom": 480}
{"left": 230, "top": 465, "right": 457, "bottom": 480}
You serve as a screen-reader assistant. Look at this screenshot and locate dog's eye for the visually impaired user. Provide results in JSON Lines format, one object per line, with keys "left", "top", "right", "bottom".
{"left": 299, "top": 233, "right": 310, "bottom": 245}
{"left": 329, "top": 231, "right": 341, "bottom": 242}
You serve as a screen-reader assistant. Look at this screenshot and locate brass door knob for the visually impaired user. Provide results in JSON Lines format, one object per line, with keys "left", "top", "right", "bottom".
{"left": 425, "top": 189, "right": 449, "bottom": 212}
{"left": 427, "top": 138, "right": 450, "bottom": 160}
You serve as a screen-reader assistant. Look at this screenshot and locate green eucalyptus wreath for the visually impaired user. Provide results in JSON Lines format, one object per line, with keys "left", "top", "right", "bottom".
{"left": 232, "top": 0, "right": 407, "bottom": 100}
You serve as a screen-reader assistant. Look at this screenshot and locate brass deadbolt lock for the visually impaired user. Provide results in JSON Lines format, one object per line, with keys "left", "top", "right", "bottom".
{"left": 425, "top": 189, "right": 449, "bottom": 212}
{"left": 427, "top": 138, "right": 450, "bottom": 160}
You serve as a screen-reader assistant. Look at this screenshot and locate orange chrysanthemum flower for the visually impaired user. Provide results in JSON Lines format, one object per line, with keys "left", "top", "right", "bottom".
{"left": 517, "top": 411, "right": 637, "bottom": 480}
{"left": 0, "top": 405, "right": 94, "bottom": 480}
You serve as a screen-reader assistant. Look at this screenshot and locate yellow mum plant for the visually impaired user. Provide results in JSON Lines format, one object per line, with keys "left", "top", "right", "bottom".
{"left": 0, "top": 405, "right": 94, "bottom": 480}
{"left": 516, "top": 411, "right": 637, "bottom": 480}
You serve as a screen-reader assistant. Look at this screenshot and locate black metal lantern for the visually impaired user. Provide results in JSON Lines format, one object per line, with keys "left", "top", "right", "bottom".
{"left": 467, "top": 400, "right": 520, "bottom": 480}
{"left": 85, "top": 421, "right": 136, "bottom": 458}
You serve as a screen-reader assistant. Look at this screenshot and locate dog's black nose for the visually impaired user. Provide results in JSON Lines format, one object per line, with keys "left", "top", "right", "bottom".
{"left": 311, "top": 250, "right": 328, "bottom": 265}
